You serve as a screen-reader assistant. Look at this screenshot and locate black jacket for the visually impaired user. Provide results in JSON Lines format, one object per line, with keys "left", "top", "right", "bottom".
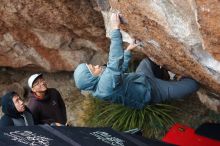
{"left": 27, "top": 88, "right": 67, "bottom": 125}
{"left": 0, "top": 91, "right": 34, "bottom": 127}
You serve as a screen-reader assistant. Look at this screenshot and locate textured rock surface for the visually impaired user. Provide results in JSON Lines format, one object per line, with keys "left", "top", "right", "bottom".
{"left": 197, "top": 89, "right": 220, "bottom": 112}
{"left": 1, "top": 0, "right": 220, "bottom": 110}
{"left": 0, "top": 0, "right": 108, "bottom": 72}
{"left": 95, "top": 0, "right": 220, "bottom": 95}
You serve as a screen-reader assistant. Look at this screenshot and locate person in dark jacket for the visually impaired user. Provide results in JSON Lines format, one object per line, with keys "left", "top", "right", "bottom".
{"left": 73, "top": 13, "right": 199, "bottom": 109}
{"left": 27, "top": 73, "right": 67, "bottom": 126}
{"left": 0, "top": 91, "right": 34, "bottom": 127}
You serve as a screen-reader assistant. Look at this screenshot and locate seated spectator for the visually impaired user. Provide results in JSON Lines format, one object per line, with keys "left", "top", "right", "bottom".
{"left": 27, "top": 73, "right": 67, "bottom": 126}
{"left": 0, "top": 91, "right": 34, "bottom": 127}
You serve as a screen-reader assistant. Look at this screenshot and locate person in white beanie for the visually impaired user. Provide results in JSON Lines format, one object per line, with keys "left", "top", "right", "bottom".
{"left": 27, "top": 73, "right": 67, "bottom": 126}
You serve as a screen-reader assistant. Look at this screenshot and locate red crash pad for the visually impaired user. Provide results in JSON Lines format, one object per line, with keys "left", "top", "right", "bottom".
{"left": 162, "top": 123, "right": 220, "bottom": 146}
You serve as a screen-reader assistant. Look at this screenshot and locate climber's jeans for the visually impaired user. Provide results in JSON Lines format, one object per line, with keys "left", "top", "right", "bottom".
{"left": 135, "top": 58, "right": 199, "bottom": 103}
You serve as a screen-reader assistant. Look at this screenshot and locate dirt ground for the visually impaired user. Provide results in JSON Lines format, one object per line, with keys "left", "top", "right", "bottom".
{"left": 169, "top": 94, "right": 220, "bottom": 129}
{"left": 0, "top": 67, "right": 219, "bottom": 134}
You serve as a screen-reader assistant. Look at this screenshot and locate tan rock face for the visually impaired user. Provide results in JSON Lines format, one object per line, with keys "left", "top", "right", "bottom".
{"left": 1, "top": 1, "right": 220, "bottom": 97}
{"left": 0, "top": 0, "right": 108, "bottom": 72}
{"left": 196, "top": 0, "right": 220, "bottom": 61}
{"left": 95, "top": 0, "right": 220, "bottom": 95}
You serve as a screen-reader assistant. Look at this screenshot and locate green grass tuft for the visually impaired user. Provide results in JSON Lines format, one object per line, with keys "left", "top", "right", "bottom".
{"left": 86, "top": 98, "right": 179, "bottom": 138}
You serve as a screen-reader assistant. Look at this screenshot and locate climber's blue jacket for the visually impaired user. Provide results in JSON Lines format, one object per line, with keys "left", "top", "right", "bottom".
{"left": 95, "top": 29, "right": 156, "bottom": 109}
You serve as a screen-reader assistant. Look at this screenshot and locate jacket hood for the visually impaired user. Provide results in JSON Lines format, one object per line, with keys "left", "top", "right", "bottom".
{"left": 1, "top": 91, "right": 21, "bottom": 118}
{"left": 74, "top": 63, "right": 99, "bottom": 91}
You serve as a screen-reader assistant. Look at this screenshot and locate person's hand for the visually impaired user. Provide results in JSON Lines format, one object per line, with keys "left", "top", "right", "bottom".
{"left": 126, "top": 43, "right": 139, "bottom": 51}
{"left": 52, "top": 122, "right": 68, "bottom": 126}
{"left": 111, "top": 13, "right": 121, "bottom": 29}
{"left": 126, "top": 39, "right": 140, "bottom": 51}
{"left": 56, "top": 122, "right": 61, "bottom": 126}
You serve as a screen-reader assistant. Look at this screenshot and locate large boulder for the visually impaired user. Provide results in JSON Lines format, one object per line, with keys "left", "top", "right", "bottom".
{"left": 0, "top": 0, "right": 108, "bottom": 72}
{"left": 93, "top": 0, "right": 220, "bottom": 111}
{"left": 94, "top": 0, "right": 220, "bottom": 95}
{"left": 1, "top": 0, "right": 220, "bottom": 110}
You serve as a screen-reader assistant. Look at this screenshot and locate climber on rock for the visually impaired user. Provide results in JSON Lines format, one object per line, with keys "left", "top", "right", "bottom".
{"left": 73, "top": 13, "right": 199, "bottom": 109}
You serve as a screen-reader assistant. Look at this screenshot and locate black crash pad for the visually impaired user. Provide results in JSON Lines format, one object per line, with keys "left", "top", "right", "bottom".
{"left": 195, "top": 123, "right": 220, "bottom": 141}
{"left": 0, "top": 125, "right": 174, "bottom": 146}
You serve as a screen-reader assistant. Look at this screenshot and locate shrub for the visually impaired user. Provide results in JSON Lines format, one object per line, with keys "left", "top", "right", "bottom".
{"left": 87, "top": 98, "right": 179, "bottom": 138}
